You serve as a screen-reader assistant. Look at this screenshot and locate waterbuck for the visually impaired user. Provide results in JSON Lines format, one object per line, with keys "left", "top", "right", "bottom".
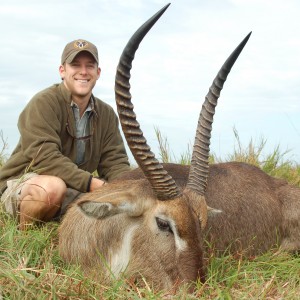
{"left": 59, "top": 4, "right": 300, "bottom": 291}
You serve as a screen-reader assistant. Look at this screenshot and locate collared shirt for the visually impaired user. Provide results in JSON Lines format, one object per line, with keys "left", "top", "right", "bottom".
{"left": 71, "top": 100, "right": 93, "bottom": 165}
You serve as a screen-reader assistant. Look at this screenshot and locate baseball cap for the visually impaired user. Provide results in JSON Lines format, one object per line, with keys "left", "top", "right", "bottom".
{"left": 61, "top": 39, "right": 99, "bottom": 64}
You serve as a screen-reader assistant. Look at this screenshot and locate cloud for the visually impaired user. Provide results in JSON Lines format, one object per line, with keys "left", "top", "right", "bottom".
{"left": 0, "top": 0, "right": 300, "bottom": 163}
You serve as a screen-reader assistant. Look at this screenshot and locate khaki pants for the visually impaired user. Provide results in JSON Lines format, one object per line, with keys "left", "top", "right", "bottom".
{"left": 1, "top": 173, "right": 83, "bottom": 220}
{"left": 1, "top": 173, "right": 38, "bottom": 218}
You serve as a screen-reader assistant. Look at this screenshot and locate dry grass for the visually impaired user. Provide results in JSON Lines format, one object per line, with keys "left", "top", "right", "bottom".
{"left": 0, "top": 129, "right": 300, "bottom": 299}
{"left": 1, "top": 214, "right": 299, "bottom": 299}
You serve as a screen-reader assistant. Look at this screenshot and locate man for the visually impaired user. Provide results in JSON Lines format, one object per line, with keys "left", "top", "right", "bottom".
{"left": 0, "top": 39, "right": 130, "bottom": 229}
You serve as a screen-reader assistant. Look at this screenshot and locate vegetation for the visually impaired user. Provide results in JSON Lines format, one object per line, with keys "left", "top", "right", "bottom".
{"left": 1, "top": 130, "right": 300, "bottom": 299}
{"left": 0, "top": 131, "right": 8, "bottom": 168}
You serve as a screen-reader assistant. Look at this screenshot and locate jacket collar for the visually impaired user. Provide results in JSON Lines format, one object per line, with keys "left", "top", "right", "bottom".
{"left": 59, "top": 82, "right": 73, "bottom": 104}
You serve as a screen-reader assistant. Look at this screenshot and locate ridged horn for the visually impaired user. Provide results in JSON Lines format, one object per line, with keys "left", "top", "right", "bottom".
{"left": 115, "top": 4, "right": 181, "bottom": 200}
{"left": 186, "top": 32, "right": 252, "bottom": 195}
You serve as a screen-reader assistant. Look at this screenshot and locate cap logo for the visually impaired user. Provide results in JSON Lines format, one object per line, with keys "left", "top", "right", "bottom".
{"left": 74, "top": 40, "right": 89, "bottom": 49}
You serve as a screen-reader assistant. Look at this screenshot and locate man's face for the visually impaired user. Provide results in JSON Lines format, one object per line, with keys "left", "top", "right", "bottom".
{"left": 59, "top": 52, "right": 101, "bottom": 101}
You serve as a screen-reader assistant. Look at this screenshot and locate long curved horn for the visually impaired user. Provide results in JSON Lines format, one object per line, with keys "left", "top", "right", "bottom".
{"left": 186, "top": 32, "right": 252, "bottom": 195}
{"left": 115, "top": 4, "right": 181, "bottom": 200}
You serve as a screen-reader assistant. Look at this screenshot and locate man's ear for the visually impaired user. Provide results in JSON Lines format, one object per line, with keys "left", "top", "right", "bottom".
{"left": 59, "top": 64, "right": 65, "bottom": 80}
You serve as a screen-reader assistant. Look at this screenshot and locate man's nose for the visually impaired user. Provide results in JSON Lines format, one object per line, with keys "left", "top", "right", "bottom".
{"left": 79, "top": 66, "right": 88, "bottom": 74}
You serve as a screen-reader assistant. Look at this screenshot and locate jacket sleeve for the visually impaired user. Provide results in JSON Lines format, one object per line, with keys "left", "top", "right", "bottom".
{"left": 96, "top": 109, "right": 130, "bottom": 181}
{"left": 18, "top": 92, "right": 92, "bottom": 192}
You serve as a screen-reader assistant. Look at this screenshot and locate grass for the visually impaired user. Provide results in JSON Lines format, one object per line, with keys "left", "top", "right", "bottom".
{"left": 1, "top": 217, "right": 299, "bottom": 299}
{"left": 155, "top": 127, "right": 192, "bottom": 165}
{"left": 1, "top": 129, "right": 300, "bottom": 299}
{"left": 0, "top": 131, "right": 8, "bottom": 168}
{"left": 156, "top": 126, "right": 300, "bottom": 186}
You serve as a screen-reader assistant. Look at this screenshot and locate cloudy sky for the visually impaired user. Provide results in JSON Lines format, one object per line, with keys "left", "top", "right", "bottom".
{"left": 1, "top": 0, "right": 300, "bottom": 165}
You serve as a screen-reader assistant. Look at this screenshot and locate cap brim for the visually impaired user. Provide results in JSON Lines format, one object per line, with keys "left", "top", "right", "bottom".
{"left": 64, "top": 50, "right": 98, "bottom": 64}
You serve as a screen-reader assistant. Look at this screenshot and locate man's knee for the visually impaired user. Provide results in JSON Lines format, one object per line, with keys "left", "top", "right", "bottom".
{"left": 21, "top": 175, "right": 67, "bottom": 207}
{"left": 20, "top": 175, "right": 67, "bottom": 223}
{"left": 43, "top": 176, "right": 67, "bottom": 206}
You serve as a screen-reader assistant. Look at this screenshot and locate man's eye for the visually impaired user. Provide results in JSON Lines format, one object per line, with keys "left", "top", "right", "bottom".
{"left": 155, "top": 217, "right": 173, "bottom": 234}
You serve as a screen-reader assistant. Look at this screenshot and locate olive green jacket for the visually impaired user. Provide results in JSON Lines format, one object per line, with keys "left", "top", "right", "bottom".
{"left": 0, "top": 83, "right": 130, "bottom": 194}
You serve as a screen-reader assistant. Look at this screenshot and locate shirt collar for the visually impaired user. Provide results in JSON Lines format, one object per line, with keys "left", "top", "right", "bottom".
{"left": 70, "top": 98, "right": 93, "bottom": 113}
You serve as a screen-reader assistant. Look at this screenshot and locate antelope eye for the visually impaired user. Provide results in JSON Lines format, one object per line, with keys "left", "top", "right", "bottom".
{"left": 155, "top": 217, "right": 173, "bottom": 234}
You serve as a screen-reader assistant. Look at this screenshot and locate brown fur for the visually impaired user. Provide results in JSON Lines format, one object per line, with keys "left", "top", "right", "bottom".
{"left": 59, "top": 179, "right": 206, "bottom": 290}
{"left": 59, "top": 161, "right": 299, "bottom": 291}
{"left": 122, "top": 162, "right": 300, "bottom": 254}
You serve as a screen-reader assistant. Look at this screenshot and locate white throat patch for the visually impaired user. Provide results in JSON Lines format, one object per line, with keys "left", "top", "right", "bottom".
{"left": 109, "top": 224, "right": 138, "bottom": 277}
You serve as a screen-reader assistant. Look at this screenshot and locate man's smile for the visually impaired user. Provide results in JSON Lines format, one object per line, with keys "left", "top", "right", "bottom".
{"left": 75, "top": 79, "right": 90, "bottom": 83}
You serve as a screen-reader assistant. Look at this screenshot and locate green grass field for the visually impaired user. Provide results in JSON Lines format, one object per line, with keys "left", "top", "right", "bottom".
{"left": 1, "top": 131, "right": 300, "bottom": 299}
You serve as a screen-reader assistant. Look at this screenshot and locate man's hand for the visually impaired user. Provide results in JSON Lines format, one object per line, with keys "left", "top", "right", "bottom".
{"left": 90, "top": 177, "right": 106, "bottom": 192}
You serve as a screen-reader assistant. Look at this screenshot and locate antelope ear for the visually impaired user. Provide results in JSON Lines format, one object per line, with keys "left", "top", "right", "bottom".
{"left": 198, "top": 206, "right": 222, "bottom": 228}
{"left": 77, "top": 180, "right": 155, "bottom": 219}
{"left": 77, "top": 191, "right": 153, "bottom": 219}
{"left": 207, "top": 205, "right": 223, "bottom": 217}
{"left": 79, "top": 201, "right": 122, "bottom": 219}
{"left": 78, "top": 197, "right": 149, "bottom": 219}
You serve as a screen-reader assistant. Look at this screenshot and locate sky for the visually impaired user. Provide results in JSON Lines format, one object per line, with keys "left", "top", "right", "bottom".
{"left": 0, "top": 0, "right": 300, "bottom": 166}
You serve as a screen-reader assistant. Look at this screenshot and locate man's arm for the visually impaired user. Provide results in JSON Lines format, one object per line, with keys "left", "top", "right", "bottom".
{"left": 18, "top": 90, "right": 92, "bottom": 192}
